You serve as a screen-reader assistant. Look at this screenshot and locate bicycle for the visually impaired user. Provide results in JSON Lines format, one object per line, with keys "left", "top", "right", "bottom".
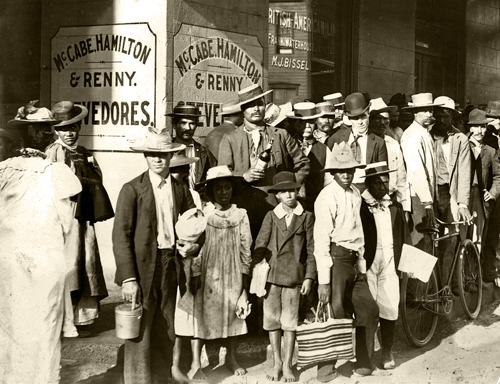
{"left": 400, "top": 213, "right": 482, "bottom": 348}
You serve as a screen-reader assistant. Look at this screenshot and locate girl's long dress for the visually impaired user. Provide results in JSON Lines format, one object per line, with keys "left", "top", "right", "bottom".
{"left": 0, "top": 157, "right": 81, "bottom": 383}
{"left": 194, "top": 204, "right": 252, "bottom": 339}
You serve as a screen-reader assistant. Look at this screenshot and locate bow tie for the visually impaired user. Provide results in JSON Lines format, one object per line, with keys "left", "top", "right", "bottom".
{"left": 366, "top": 196, "right": 392, "bottom": 212}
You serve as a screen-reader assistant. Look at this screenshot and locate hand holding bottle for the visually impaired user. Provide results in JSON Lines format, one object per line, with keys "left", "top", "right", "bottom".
{"left": 243, "top": 167, "right": 265, "bottom": 182}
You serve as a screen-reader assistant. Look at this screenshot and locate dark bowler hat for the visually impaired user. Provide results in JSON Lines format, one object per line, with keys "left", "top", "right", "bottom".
{"left": 238, "top": 84, "right": 273, "bottom": 106}
{"left": 286, "top": 102, "right": 324, "bottom": 120}
{"left": 466, "top": 109, "right": 492, "bottom": 125}
{"left": 52, "top": 101, "right": 88, "bottom": 128}
{"left": 363, "top": 161, "right": 396, "bottom": 178}
{"left": 166, "top": 102, "right": 203, "bottom": 117}
{"left": 485, "top": 100, "right": 500, "bottom": 118}
{"left": 315, "top": 101, "right": 336, "bottom": 116}
{"left": 268, "top": 171, "right": 302, "bottom": 193}
{"left": 344, "top": 92, "right": 370, "bottom": 117}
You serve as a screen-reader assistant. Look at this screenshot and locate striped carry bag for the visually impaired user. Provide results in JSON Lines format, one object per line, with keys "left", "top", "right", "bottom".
{"left": 296, "top": 302, "right": 355, "bottom": 369}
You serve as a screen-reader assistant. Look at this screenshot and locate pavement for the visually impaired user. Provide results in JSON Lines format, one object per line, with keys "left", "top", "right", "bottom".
{"left": 60, "top": 283, "right": 500, "bottom": 384}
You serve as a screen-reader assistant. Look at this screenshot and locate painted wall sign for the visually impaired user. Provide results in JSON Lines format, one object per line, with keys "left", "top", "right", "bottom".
{"left": 271, "top": 55, "right": 310, "bottom": 71}
{"left": 51, "top": 23, "right": 156, "bottom": 151}
{"left": 173, "top": 25, "right": 263, "bottom": 136}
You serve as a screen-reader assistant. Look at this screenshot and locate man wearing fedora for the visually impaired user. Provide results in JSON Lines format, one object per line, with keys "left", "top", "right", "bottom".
{"left": 112, "top": 128, "right": 203, "bottom": 384}
{"left": 46, "top": 101, "right": 113, "bottom": 337}
{"left": 288, "top": 102, "right": 328, "bottom": 212}
{"left": 205, "top": 99, "right": 243, "bottom": 167}
{"left": 360, "top": 162, "right": 411, "bottom": 370}
{"left": 431, "top": 96, "right": 472, "bottom": 282}
{"left": 368, "top": 98, "right": 411, "bottom": 215}
{"left": 218, "top": 84, "right": 309, "bottom": 239}
{"left": 400, "top": 93, "right": 441, "bottom": 248}
{"left": 326, "top": 92, "right": 388, "bottom": 193}
{"left": 314, "top": 142, "right": 379, "bottom": 380}
{"left": 467, "top": 108, "right": 500, "bottom": 286}
{"left": 169, "top": 103, "right": 210, "bottom": 190}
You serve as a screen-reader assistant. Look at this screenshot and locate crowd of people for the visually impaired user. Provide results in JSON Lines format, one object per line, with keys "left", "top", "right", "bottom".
{"left": 1, "top": 85, "right": 500, "bottom": 383}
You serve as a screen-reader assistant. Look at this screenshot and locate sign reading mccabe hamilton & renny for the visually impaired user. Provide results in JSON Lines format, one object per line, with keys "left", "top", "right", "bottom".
{"left": 51, "top": 23, "right": 156, "bottom": 151}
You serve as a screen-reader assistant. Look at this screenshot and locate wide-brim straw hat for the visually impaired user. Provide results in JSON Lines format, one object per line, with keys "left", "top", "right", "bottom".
{"left": 7, "top": 104, "right": 61, "bottom": 128}
{"left": 286, "top": 102, "right": 324, "bottom": 120}
{"left": 344, "top": 93, "right": 370, "bottom": 117}
{"left": 268, "top": 171, "right": 302, "bottom": 193}
{"left": 323, "top": 92, "right": 345, "bottom": 106}
{"left": 369, "top": 97, "right": 397, "bottom": 115}
{"left": 362, "top": 161, "right": 396, "bottom": 178}
{"left": 322, "top": 142, "right": 366, "bottom": 172}
{"left": 402, "top": 93, "right": 443, "bottom": 110}
{"left": 434, "top": 96, "right": 461, "bottom": 115}
{"left": 130, "top": 128, "right": 185, "bottom": 152}
{"left": 220, "top": 99, "right": 241, "bottom": 116}
{"left": 466, "top": 109, "right": 492, "bottom": 125}
{"left": 52, "top": 101, "right": 88, "bottom": 128}
{"left": 197, "top": 165, "right": 242, "bottom": 185}
{"left": 485, "top": 100, "right": 500, "bottom": 118}
{"left": 238, "top": 84, "right": 273, "bottom": 106}
{"left": 166, "top": 103, "right": 204, "bottom": 117}
{"left": 169, "top": 150, "right": 199, "bottom": 168}
{"left": 316, "top": 101, "right": 336, "bottom": 116}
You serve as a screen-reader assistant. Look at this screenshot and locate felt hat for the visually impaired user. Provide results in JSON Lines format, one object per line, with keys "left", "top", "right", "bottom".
{"left": 369, "top": 98, "right": 397, "bottom": 115}
{"left": 485, "top": 100, "right": 500, "bottom": 118}
{"left": 130, "top": 127, "right": 185, "bottom": 152}
{"left": 315, "top": 101, "right": 336, "bottom": 116}
{"left": 197, "top": 165, "right": 242, "bottom": 185}
{"left": 323, "top": 92, "right": 345, "bottom": 106}
{"left": 402, "top": 93, "right": 443, "bottom": 110}
{"left": 434, "top": 96, "right": 461, "bottom": 115}
{"left": 238, "top": 84, "right": 273, "bottom": 107}
{"left": 7, "top": 101, "right": 61, "bottom": 128}
{"left": 466, "top": 109, "right": 492, "bottom": 125}
{"left": 220, "top": 99, "right": 241, "bottom": 116}
{"left": 322, "top": 142, "right": 366, "bottom": 172}
{"left": 166, "top": 102, "right": 203, "bottom": 117}
{"left": 268, "top": 171, "right": 302, "bottom": 193}
{"left": 169, "top": 150, "right": 199, "bottom": 168}
{"left": 286, "top": 102, "right": 324, "bottom": 120}
{"left": 52, "top": 101, "right": 89, "bottom": 128}
{"left": 363, "top": 161, "right": 396, "bottom": 178}
{"left": 344, "top": 93, "right": 370, "bottom": 117}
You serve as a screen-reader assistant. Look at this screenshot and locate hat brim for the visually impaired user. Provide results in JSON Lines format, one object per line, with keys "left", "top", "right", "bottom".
{"left": 370, "top": 106, "right": 397, "bottom": 115}
{"left": 402, "top": 103, "right": 444, "bottom": 110}
{"left": 130, "top": 142, "right": 185, "bottom": 153}
{"left": 345, "top": 104, "right": 370, "bottom": 117}
{"left": 53, "top": 105, "right": 89, "bottom": 127}
{"left": 466, "top": 118, "right": 492, "bottom": 125}
{"left": 196, "top": 174, "right": 242, "bottom": 186}
{"left": 486, "top": 111, "right": 500, "bottom": 118}
{"left": 363, "top": 168, "right": 397, "bottom": 178}
{"left": 334, "top": 102, "right": 345, "bottom": 107}
{"left": 268, "top": 181, "right": 302, "bottom": 193}
{"left": 220, "top": 108, "right": 241, "bottom": 116}
{"left": 322, "top": 162, "right": 366, "bottom": 172}
{"left": 7, "top": 118, "right": 62, "bottom": 127}
{"left": 239, "top": 90, "right": 273, "bottom": 107}
{"left": 170, "top": 156, "right": 199, "bottom": 168}
{"left": 286, "top": 111, "right": 324, "bottom": 120}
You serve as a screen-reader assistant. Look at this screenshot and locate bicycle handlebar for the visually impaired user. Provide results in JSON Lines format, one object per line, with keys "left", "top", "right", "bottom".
{"left": 435, "top": 211, "right": 477, "bottom": 226}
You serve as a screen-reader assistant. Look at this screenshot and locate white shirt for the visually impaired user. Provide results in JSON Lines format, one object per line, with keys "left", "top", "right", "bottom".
{"left": 149, "top": 170, "right": 175, "bottom": 249}
{"left": 314, "top": 180, "right": 365, "bottom": 284}
{"left": 274, "top": 201, "right": 304, "bottom": 227}
{"left": 184, "top": 143, "right": 197, "bottom": 190}
{"left": 347, "top": 131, "right": 368, "bottom": 184}
{"left": 385, "top": 135, "right": 411, "bottom": 212}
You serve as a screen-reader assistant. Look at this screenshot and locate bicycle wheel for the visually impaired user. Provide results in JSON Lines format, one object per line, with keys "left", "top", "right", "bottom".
{"left": 401, "top": 270, "right": 439, "bottom": 348}
{"left": 456, "top": 239, "right": 482, "bottom": 319}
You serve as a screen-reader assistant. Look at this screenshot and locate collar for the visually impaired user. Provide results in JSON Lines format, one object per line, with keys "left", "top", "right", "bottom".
{"left": 243, "top": 123, "right": 266, "bottom": 134}
{"left": 362, "top": 190, "right": 392, "bottom": 212}
{"left": 274, "top": 201, "right": 303, "bottom": 219}
{"left": 469, "top": 136, "right": 482, "bottom": 148}
{"left": 148, "top": 169, "right": 171, "bottom": 188}
{"left": 313, "top": 130, "right": 328, "bottom": 140}
{"left": 55, "top": 138, "right": 78, "bottom": 151}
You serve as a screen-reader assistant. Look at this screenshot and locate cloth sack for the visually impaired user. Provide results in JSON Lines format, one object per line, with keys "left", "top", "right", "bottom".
{"left": 296, "top": 303, "right": 355, "bottom": 370}
{"left": 249, "top": 259, "right": 270, "bottom": 297}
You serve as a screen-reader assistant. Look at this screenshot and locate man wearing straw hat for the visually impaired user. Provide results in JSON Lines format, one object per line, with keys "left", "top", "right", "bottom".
{"left": 205, "top": 99, "right": 243, "bottom": 167}
{"left": 218, "top": 84, "right": 309, "bottom": 238}
{"left": 168, "top": 103, "right": 210, "bottom": 189}
{"left": 313, "top": 93, "right": 344, "bottom": 144}
{"left": 314, "top": 142, "right": 379, "bottom": 380}
{"left": 112, "top": 128, "right": 203, "bottom": 384}
{"left": 369, "top": 97, "right": 411, "bottom": 215}
{"left": 400, "top": 93, "right": 442, "bottom": 248}
{"left": 288, "top": 101, "right": 328, "bottom": 211}
{"left": 326, "top": 92, "right": 388, "bottom": 193}
{"left": 360, "top": 162, "right": 411, "bottom": 370}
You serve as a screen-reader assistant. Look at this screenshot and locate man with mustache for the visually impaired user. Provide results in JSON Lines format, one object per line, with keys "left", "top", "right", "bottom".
{"left": 170, "top": 103, "right": 210, "bottom": 189}
{"left": 430, "top": 96, "right": 472, "bottom": 283}
{"left": 313, "top": 93, "right": 344, "bottom": 143}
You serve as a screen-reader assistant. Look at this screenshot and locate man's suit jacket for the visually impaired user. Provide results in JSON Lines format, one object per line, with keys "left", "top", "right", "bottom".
{"left": 112, "top": 171, "right": 197, "bottom": 298}
{"left": 218, "top": 125, "right": 310, "bottom": 185}
{"left": 252, "top": 208, "right": 316, "bottom": 286}
{"left": 205, "top": 121, "right": 237, "bottom": 167}
{"left": 360, "top": 199, "right": 412, "bottom": 271}
{"left": 325, "top": 124, "right": 388, "bottom": 165}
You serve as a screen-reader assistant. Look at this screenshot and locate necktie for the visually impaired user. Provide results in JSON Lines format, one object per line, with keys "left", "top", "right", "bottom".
{"left": 351, "top": 134, "right": 362, "bottom": 163}
{"left": 250, "top": 129, "right": 261, "bottom": 154}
